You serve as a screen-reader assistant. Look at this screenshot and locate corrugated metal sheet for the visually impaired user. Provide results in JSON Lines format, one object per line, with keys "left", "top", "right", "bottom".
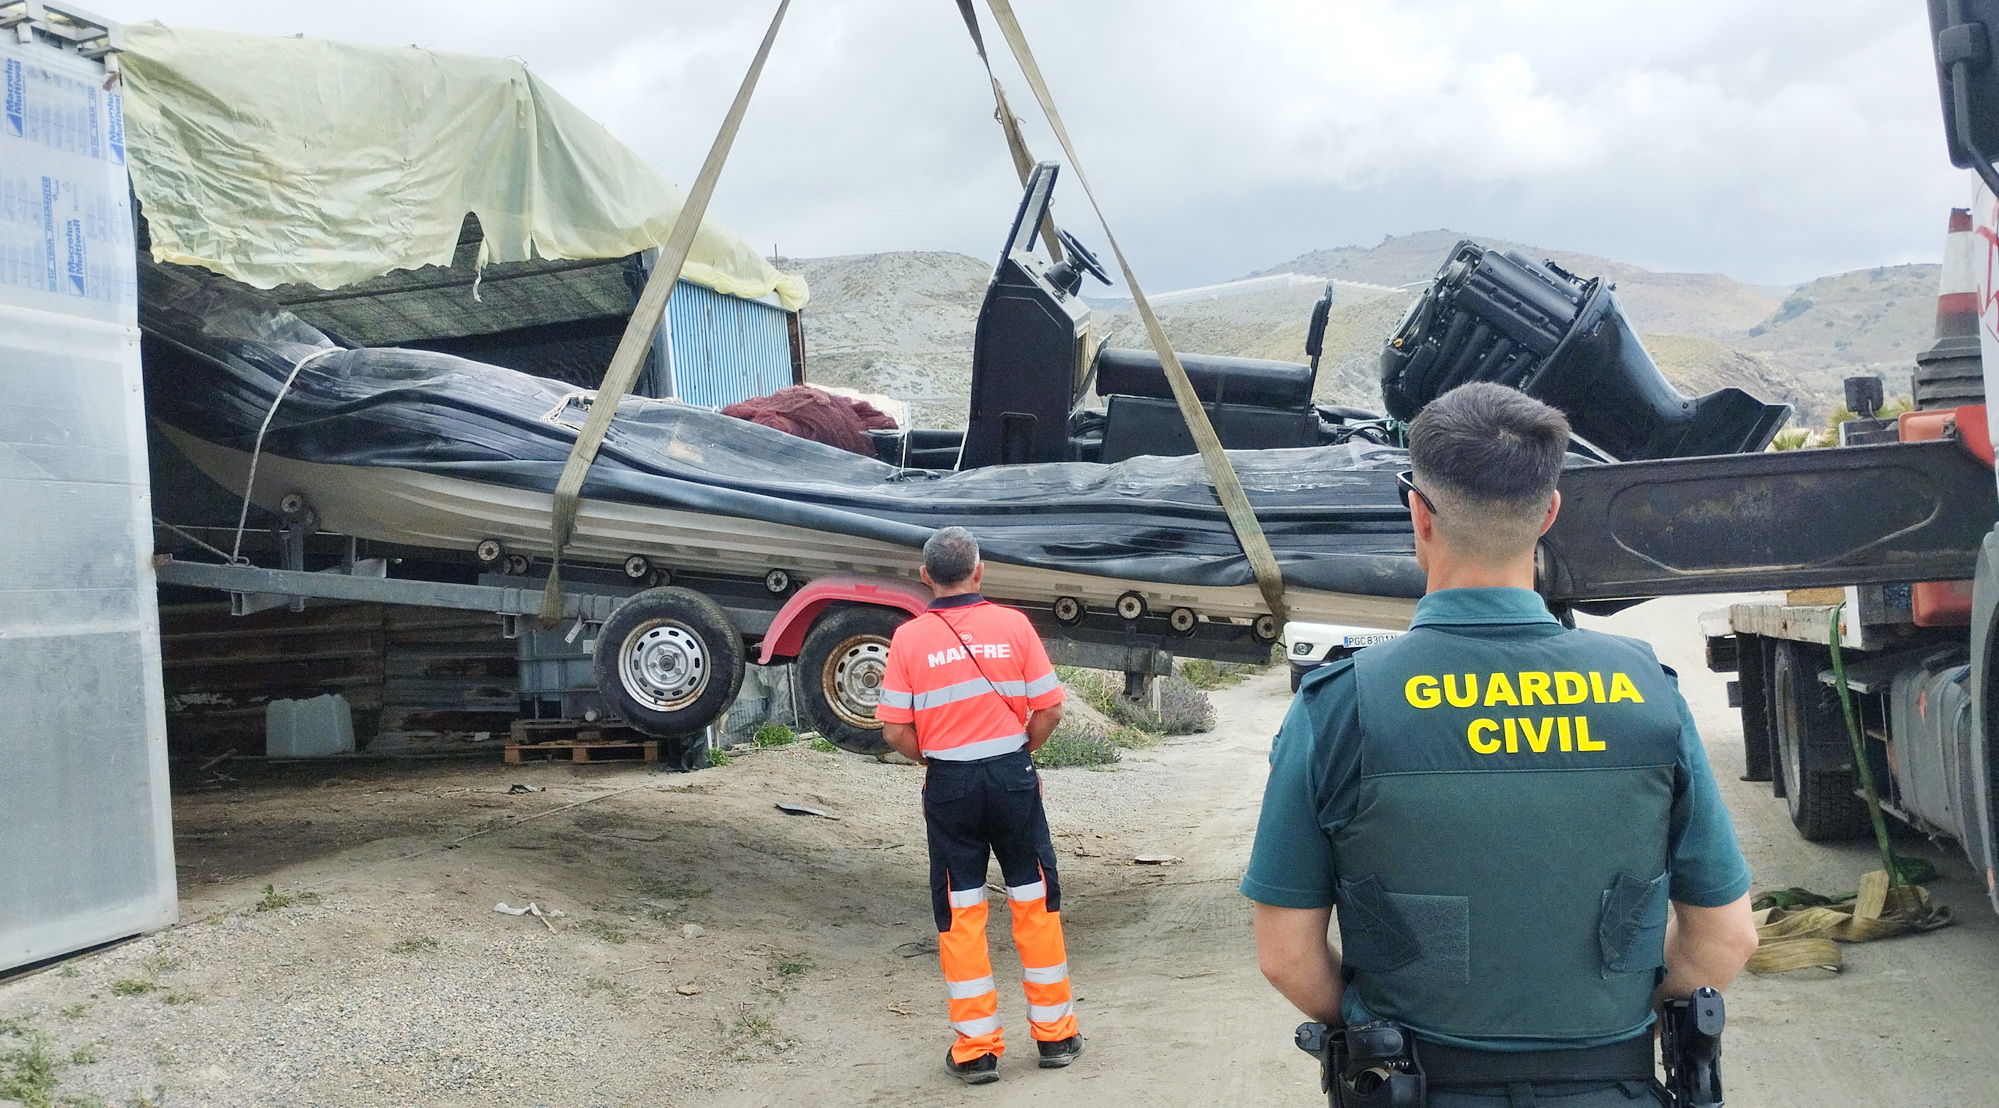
{"left": 666, "top": 278, "right": 795, "bottom": 408}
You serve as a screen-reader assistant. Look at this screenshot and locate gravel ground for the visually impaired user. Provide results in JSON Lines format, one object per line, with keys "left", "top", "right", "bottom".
{"left": 0, "top": 695, "right": 1192, "bottom": 1107}
{"left": 12, "top": 606, "right": 1999, "bottom": 1105}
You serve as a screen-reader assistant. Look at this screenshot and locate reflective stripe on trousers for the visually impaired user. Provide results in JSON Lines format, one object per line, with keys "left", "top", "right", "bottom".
{"left": 938, "top": 876, "right": 1078, "bottom": 1060}
{"left": 926, "top": 748, "right": 1077, "bottom": 1062}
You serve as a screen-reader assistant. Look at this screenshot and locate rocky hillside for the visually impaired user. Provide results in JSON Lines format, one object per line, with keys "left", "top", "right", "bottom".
{"left": 1250, "top": 230, "right": 1786, "bottom": 337}
{"left": 783, "top": 251, "right": 990, "bottom": 431}
{"left": 1736, "top": 264, "right": 1939, "bottom": 403}
{"left": 792, "top": 233, "right": 1947, "bottom": 432}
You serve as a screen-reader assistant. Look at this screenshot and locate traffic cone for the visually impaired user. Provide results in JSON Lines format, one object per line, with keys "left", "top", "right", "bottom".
{"left": 1913, "top": 207, "right": 1983, "bottom": 410}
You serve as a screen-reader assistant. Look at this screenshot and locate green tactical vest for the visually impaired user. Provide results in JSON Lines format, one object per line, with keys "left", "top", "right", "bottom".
{"left": 1339, "top": 622, "right": 1684, "bottom": 1047}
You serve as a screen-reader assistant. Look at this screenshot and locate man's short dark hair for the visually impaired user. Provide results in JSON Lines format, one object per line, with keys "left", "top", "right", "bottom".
{"left": 1408, "top": 383, "right": 1570, "bottom": 561}
{"left": 924, "top": 526, "right": 981, "bottom": 585}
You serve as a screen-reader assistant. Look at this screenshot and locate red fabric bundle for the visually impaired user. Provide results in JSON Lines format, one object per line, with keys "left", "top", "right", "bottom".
{"left": 721, "top": 386, "right": 898, "bottom": 455}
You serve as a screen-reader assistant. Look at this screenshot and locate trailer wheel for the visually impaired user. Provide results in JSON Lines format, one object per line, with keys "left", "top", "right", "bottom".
{"left": 1771, "top": 641, "right": 1870, "bottom": 841}
{"left": 593, "top": 587, "right": 746, "bottom": 741}
{"left": 799, "top": 605, "right": 910, "bottom": 755}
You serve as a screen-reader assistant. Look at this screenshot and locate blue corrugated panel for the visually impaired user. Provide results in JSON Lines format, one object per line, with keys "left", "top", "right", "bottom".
{"left": 666, "top": 279, "right": 793, "bottom": 408}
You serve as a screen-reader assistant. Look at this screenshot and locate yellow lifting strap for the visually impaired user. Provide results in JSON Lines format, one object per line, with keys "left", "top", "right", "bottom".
{"left": 539, "top": 0, "right": 791, "bottom": 627}
{"left": 980, "top": 0, "right": 1291, "bottom": 624}
{"left": 952, "top": 0, "right": 1063, "bottom": 265}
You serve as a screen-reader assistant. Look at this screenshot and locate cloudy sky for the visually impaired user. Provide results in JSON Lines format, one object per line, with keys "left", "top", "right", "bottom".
{"left": 90, "top": 0, "right": 1968, "bottom": 291}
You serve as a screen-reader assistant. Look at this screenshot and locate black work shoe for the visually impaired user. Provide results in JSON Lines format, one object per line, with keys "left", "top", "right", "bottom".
{"left": 1036, "top": 1035, "right": 1084, "bottom": 1068}
{"left": 947, "top": 1048, "right": 1000, "bottom": 1084}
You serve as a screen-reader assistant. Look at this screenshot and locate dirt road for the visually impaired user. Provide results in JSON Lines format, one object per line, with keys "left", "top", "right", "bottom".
{"left": 6, "top": 595, "right": 1999, "bottom": 1106}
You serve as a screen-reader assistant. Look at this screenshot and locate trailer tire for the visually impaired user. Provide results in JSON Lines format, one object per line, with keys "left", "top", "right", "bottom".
{"left": 1771, "top": 641, "right": 1871, "bottom": 841}
{"left": 594, "top": 587, "right": 746, "bottom": 742}
{"left": 799, "top": 605, "right": 910, "bottom": 756}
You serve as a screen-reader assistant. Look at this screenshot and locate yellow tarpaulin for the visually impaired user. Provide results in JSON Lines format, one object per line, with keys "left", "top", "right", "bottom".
{"left": 118, "top": 23, "right": 807, "bottom": 310}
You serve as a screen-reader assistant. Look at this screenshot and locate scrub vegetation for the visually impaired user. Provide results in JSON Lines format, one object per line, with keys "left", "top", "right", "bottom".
{"left": 1057, "top": 666, "right": 1218, "bottom": 736}
{"left": 1034, "top": 720, "right": 1123, "bottom": 768}
{"left": 752, "top": 722, "right": 798, "bottom": 747}
{"left": 1174, "top": 658, "right": 1262, "bottom": 690}
{"left": 0, "top": 1017, "right": 105, "bottom": 1108}
{"left": 253, "top": 884, "right": 319, "bottom": 912}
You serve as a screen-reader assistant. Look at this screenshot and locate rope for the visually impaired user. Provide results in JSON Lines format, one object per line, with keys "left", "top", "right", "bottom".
{"left": 228, "top": 346, "right": 341, "bottom": 565}
{"left": 980, "top": 0, "right": 1290, "bottom": 623}
{"left": 154, "top": 518, "right": 240, "bottom": 565}
{"left": 953, "top": 0, "right": 1063, "bottom": 264}
{"left": 539, "top": 0, "right": 791, "bottom": 627}
{"left": 1827, "top": 601, "right": 1908, "bottom": 886}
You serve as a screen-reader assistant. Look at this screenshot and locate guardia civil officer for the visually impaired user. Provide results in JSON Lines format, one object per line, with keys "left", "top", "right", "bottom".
{"left": 1241, "top": 382, "right": 1759, "bottom": 1106}
{"left": 876, "top": 527, "right": 1083, "bottom": 1085}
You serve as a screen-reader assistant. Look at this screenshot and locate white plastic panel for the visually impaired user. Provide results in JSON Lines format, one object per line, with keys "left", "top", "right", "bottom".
{"left": 0, "top": 28, "right": 175, "bottom": 972}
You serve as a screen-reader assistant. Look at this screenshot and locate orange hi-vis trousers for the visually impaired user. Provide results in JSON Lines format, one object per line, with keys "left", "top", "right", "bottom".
{"left": 924, "top": 749, "right": 1078, "bottom": 1063}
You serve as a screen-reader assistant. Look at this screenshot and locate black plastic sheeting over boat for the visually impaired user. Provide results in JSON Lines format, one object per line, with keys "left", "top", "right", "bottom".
{"left": 140, "top": 263, "right": 1424, "bottom": 599}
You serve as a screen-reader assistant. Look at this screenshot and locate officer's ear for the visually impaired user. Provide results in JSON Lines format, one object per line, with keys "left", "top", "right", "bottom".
{"left": 1537, "top": 490, "right": 1562, "bottom": 538}
{"left": 1409, "top": 491, "right": 1437, "bottom": 544}
{"left": 970, "top": 561, "right": 985, "bottom": 589}
{"left": 920, "top": 566, "right": 934, "bottom": 589}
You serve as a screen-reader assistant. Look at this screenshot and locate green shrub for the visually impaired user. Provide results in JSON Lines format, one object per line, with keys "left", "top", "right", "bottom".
{"left": 1105, "top": 725, "right": 1156, "bottom": 749}
{"left": 807, "top": 737, "right": 837, "bottom": 754}
{"left": 1176, "top": 657, "right": 1253, "bottom": 690}
{"left": 1033, "top": 720, "right": 1122, "bottom": 768}
{"left": 1051, "top": 668, "right": 1216, "bottom": 736}
{"left": 753, "top": 722, "right": 797, "bottom": 747}
{"left": 254, "top": 884, "right": 318, "bottom": 912}
{"left": 0, "top": 1021, "right": 58, "bottom": 1108}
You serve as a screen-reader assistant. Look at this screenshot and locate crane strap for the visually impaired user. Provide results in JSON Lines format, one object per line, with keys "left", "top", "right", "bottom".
{"left": 980, "top": 0, "right": 1290, "bottom": 623}
{"left": 953, "top": 0, "right": 1062, "bottom": 264}
{"left": 539, "top": 0, "right": 790, "bottom": 626}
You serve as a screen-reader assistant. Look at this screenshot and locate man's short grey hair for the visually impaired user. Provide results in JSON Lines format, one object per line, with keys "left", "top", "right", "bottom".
{"left": 924, "top": 526, "right": 981, "bottom": 585}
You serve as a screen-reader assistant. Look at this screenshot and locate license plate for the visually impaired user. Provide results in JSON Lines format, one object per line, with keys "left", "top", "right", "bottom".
{"left": 1342, "top": 632, "right": 1396, "bottom": 648}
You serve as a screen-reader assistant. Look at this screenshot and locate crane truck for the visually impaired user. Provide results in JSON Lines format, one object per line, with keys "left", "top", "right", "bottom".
{"left": 1688, "top": 1, "right": 1999, "bottom": 914}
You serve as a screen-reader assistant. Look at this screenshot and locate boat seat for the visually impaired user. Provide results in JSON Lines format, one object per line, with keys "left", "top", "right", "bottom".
{"left": 1094, "top": 347, "right": 1316, "bottom": 411}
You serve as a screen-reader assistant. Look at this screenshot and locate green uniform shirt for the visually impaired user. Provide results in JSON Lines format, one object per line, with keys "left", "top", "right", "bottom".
{"left": 1240, "top": 587, "right": 1752, "bottom": 1043}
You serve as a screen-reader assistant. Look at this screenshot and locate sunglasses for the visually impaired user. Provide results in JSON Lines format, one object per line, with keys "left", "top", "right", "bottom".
{"left": 1395, "top": 470, "right": 1439, "bottom": 516}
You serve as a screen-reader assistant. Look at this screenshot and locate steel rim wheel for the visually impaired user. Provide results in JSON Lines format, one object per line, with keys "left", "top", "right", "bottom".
{"left": 823, "top": 633, "right": 891, "bottom": 728}
{"left": 617, "top": 619, "right": 710, "bottom": 713}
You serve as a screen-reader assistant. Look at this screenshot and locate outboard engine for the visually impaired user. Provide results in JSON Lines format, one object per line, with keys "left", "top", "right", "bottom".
{"left": 1380, "top": 241, "right": 1790, "bottom": 460}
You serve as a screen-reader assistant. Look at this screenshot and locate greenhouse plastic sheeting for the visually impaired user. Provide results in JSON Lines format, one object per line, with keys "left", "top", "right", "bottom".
{"left": 140, "top": 263, "right": 1423, "bottom": 599}
{"left": 1, "top": 33, "right": 178, "bottom": 972}
{"left": 118, "top": 23, "right": 808, "bottom": 309}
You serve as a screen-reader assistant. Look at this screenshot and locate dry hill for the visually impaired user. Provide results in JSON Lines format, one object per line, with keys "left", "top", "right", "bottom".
{"left": 1736, "top": 264, "right": 1939, "bottom": 403}
{"left": 1251, "top": 230, "right": 1784, "bottom": 338}
{"left": 793, "top": 234, "right": 1947, "bottom": 434}
{"left": 785, "top": 250, "right": 990, "bottom": 430}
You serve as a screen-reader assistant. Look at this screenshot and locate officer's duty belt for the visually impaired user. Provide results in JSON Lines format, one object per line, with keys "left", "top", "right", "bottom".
{"left": 1420, "top": 1035, "right": 1653, "bottom": 1089}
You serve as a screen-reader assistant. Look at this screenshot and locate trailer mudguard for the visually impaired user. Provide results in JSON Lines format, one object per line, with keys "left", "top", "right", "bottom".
{"left": 757, "top": 575, "right": 931, "bottom": 665}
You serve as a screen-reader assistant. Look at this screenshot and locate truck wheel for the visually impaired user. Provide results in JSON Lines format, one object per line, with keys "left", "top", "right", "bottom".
{"left": 799, "top": 605, "right": 909, "bottom": 755}
{"left": 594, "top": 587, "right": 746, "bottom": 742}
{"left": 1771, "top": 641, "right": 1871, "bottom": 841}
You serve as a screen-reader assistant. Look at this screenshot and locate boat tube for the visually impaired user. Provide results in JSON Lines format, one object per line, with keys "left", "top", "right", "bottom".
{"left": 141, "top": 260, "right": 1425, "bottom": 629}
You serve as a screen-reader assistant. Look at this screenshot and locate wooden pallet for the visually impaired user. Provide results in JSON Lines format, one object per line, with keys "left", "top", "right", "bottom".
{"left": 504, "top": 738, "right": 659, "bottom": 765}
{"left": 505, "top": 719, "right": 657, "bottom": 764}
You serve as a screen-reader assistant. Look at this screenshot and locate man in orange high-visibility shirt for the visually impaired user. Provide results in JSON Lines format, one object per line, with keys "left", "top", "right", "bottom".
{"left": 877, "top": 526, "right": 1081, "bottom": 1085}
